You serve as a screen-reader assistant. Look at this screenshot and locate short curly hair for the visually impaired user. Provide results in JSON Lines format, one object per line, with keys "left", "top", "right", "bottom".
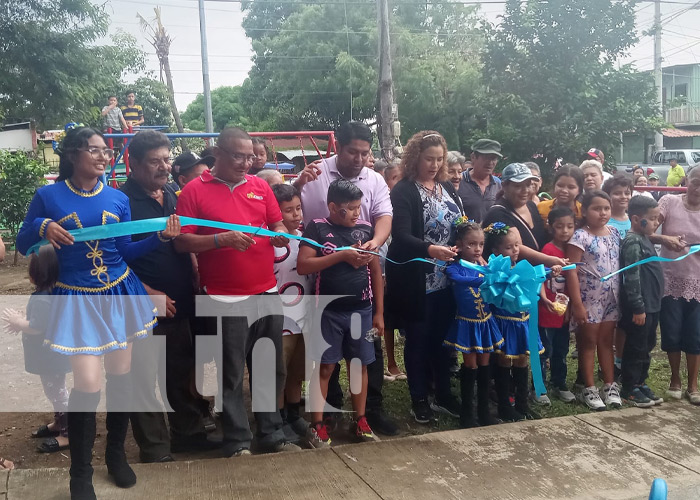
{"left": 400, "top": 130, "right": 448, "bottom": 182}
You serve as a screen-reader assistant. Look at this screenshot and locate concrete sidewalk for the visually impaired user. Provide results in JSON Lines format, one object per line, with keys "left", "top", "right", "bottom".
{"left": 3, "top": 402, "right": 700, "bottom": 500}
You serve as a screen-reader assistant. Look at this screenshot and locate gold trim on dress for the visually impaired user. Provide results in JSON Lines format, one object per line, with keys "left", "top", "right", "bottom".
{"left": 499, "top": 347, "right": 546, "bottom": 359}
{"left": 43, "top": 317, "right": 156, "bottom": 354}
{"left": 494, "top": 313, "right": 530, "bottom": 322}
{"left": 101, "top": 211, "right": 120, "bottom": 225}
{"left": 55, "top": 267, "right": 130, "bottom": 293}
{"left": 65, "top": 179, "right": 103, "bottom": 198}
{"left": 57, "top": 212, "right": 83, "bottom": 229}
{"left": 85, "top": 240, "right": 110, "bottom": 286}
{"left": 456, "top": 313, "right": 493, "bottom": 323}
{"left": 444, "top": 337, "right": 504, "bottom": 353}
{"left": 39, "top": 218, "right": 52, "bottom": 238}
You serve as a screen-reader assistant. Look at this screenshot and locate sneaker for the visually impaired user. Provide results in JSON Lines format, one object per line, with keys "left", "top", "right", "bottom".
{"left": 639, "top": 385, "right": 663, "bottom": 405}
{"left": 232, "top": 447, "right": 251, "bottom": 457}
{"left": 430, "top": 397, "right": 461, "bottom": 418}
{"left": 579, "top": 386, "right": 606, "bottom": 411}
{"left": 323, "top": 412, "right": 342, "bottom": 433}
{"left": 366, "top": 410, "right": 399, "bottom": 436}
{"left": 530, "top": 392, "right": 551, "bottom": 406}
{"left": 354, "top": 416, "right": 380, "bottom": 443}
{"left": 666, "top": 385, "right": 682, "bottom": 401}
{"left": 601, "top": 382, "right": 623, "bottom": 408}
{"left": 271, "top": 441, "right": 302, "bottom": 453}
{"left": 621, "top": 387, "right": 655, "bottom": 408}
{"left": 289, "top": 416, "right": 310, "bottom": 437}
{"left": 410, "top": 399, "right": 434, "bottom": 424}
{"left": 551, "top": 387, "right": 576, "bottom": 403}
{"left": 306, "top": 423, "right": 331, "bottom": 449}
{"left": 222, "top": 445, "right": 251, "bottom": 458}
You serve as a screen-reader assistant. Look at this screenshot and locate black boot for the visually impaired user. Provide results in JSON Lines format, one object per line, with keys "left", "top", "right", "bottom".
{"left": 459, "top": 366, "right": 478, "bottom": 428}
{"left": 512, "top": 366, "right": 538, "bottom": 420}
{"left": 105, "top": 373, "right": 137, "bottom": 488}
{"left": 68, "top": 390, "right": 100, "bottom": 500}
{"left": 496, "top": 366, "right": 524, "bottom": 422}
{"left": 477, "top": 365, "right": 498, "bottom": 426}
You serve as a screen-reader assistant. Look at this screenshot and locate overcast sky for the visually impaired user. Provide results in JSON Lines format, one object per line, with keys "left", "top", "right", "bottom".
{"left": 101, "top": 0, "right": 700, "bottom": 112}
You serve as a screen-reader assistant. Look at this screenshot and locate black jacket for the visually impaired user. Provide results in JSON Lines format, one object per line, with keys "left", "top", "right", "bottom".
{"left": 385, "top": 178, "right": 464, "bottom": 323}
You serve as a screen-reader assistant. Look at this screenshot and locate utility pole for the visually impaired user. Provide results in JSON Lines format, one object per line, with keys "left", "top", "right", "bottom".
{"left": 198, "top": 0, "right": 214, "bottom": 134}
{"left": 653, "top": 0, "right": 664, "bottom": 152}
{"left": 377, "top": 0, "right": 397, "bottom": 160}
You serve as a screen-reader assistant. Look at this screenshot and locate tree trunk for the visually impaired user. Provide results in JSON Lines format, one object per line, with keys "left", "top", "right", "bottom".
{"left": 13, "top": 247, "right": 19, "bottom": 266}
{"left": 161, "top": 55, "right": 188, "bottom": 152}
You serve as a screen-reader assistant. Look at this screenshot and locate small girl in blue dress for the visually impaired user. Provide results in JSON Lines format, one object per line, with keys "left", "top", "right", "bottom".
{"left": 444, "top": 219, "right": 502, "bottom": 427}
{"left": 484, "top": 222, "right": 545, "bottom": 422}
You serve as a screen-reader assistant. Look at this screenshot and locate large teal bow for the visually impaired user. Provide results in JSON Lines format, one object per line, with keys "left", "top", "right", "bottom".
{"left": 460, "top": 255, "right": 548, "bottom": 395}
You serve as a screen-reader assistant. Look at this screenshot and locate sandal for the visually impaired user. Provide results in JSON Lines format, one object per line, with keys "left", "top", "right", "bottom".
{"left": 0, "top": 457, "right": 14, "bottom": 470}
{"left": 685, "top": 389, "right": 700, "bottom": 406}
{"left": 32, "top": 424, "right": 59, "bottom": 439}
{"left": 383, "top": 370, "right": 396, "bottom": 382}
{"left": 37, "top": 437, "right": 69, "bottom": 453}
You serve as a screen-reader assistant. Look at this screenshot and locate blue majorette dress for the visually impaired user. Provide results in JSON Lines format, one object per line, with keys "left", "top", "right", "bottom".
{"left": 16, "top": 180, "right": 160, "bottom": 355}
{"left": 443, "top": 262, "right": 503, "bottom": 353}
{"left": 492, "top": 305, "right": 544, "bottom": 359}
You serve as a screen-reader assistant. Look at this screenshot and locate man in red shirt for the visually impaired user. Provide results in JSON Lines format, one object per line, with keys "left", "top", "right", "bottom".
{"left": 174, "top": 127, "right": 300, "bottom": 457}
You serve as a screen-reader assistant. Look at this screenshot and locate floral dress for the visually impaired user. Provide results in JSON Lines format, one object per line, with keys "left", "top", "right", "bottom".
{"left": 416, "top": 182, "right": 461, "bottom": 293}
{"left": 567, "top": 226, "right": 621, "bottom": 327}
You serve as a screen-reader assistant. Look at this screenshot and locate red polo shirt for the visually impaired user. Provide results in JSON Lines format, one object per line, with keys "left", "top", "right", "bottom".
{"left": 177, "top": 170, "right": 282, "bottom": 295}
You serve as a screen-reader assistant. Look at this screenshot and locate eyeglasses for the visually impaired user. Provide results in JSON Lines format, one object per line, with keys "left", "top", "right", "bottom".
{"left": 146, "top": 156, "right": 174, "bottom": 168}
{"left": 218, "top": 147, "right": 256, "bottom": 165}
{"left": 79, "top": 147, "right": 115, "bottom": 160}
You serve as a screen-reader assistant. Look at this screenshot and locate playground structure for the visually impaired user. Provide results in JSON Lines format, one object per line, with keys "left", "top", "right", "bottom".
{"left": 96, "top": 126, "right": 337, "bottom": 188}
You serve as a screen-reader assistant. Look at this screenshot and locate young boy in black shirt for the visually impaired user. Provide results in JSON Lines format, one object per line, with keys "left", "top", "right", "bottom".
{"left": 619, "top": 195, "right": 664, "bottom": 407}
{"left": 297, "top": 179, "right": 384, "bottom": 447}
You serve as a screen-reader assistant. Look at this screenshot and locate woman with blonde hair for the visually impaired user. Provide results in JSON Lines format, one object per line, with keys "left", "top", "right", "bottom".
{"left": 386, "top": 131, "right": 465, "bottom": 424}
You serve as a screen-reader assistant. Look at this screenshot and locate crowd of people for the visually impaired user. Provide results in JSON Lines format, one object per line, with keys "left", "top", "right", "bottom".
{"left": 2, "top": 121, "right": 699, "bottom": 500}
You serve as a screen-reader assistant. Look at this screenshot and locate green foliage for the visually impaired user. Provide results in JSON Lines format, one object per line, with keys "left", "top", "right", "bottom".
{"left": 0, "top": 1, "right": 146, "bottom": 129}
{"left": 181, "top": 86, "right": 252, "bottom": 132}
{"left": 0, "top": 151, "right": 49, "bottom": 243}
{"left": 114, "top": 78, "right": 174, "bottom": 129}
{"left": 479, "top": 0, "right": 664, "bottom": 168}
{"left": 239, "top": 0, "right": 484, "bottom": 146}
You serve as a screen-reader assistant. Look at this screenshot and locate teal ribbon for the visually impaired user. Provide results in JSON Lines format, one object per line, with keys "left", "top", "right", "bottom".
{"left": 601, "top": 244, "right": 700, "bottom": 282}
{"left": 459, "top": 255, "right": 548, "bottom": 396}
{"left": 26, "top": 216, "right": 435, "bottom": 266}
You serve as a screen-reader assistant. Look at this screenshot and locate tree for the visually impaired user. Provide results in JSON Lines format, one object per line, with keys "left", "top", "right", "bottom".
{"left": 182, "top": 86, "right": 252, "bottom": 132}
{"left": 0, "top": 151, "right": 49, "bottom": 264}
{"left": 138, "top": 8, "right": 186, "bottom": 148}
{"left": 479, "top": 0, "right": 663, "bottom": 167}
{"left": 1, "top": 1, "right": 146, "bottom": 129}
{"left": 239, "top": 0, "right": 484, "bottom": 144}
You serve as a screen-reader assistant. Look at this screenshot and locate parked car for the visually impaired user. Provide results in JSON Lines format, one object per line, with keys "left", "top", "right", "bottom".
{"left": 617, "top": 149, "right": 700, "bottom": 184}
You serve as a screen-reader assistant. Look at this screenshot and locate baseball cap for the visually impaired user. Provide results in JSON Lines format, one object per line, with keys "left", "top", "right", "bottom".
{"left": 471, "top": 139, "right": 503, "bottom": 158}
{"left": 172, "top": 152, "right": 215, "bottom": 176}
{"left": 501, "top": 163, "right": 539, "bottom": 183}
{"left": 586, "top": 148, "right": 605, "bottom": 163}
{"left": 648, "top": 173, "right": 660, "bottom": 180}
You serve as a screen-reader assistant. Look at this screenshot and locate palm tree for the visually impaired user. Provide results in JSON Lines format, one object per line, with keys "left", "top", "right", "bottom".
{"left": 137, "top": 7, "right": 188, "bottom": 151}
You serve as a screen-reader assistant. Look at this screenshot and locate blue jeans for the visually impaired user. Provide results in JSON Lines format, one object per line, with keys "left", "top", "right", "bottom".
{"left": 539, "top": 326, "right": 570, "bottom": 389}
{"left": 404, "top": 288, "right": 455, "bottom": 403}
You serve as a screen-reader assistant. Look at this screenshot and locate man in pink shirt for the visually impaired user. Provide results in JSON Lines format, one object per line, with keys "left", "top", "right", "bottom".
{"left": 294, "top": 121, "right": 392, "bottom": 252}
{"left": 294, "top": 121, "right": 397, "bottom": 436}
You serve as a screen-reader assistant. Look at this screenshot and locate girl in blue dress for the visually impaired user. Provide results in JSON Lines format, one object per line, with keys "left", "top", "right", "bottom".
{"left": 16, "top": 127, "right": 180, "bottom": 500}
{"left": 444, "top": 219, "right": 502, "bottom": 427}
{"left": 484, "top": 222, "right": 545, "bottom": 422}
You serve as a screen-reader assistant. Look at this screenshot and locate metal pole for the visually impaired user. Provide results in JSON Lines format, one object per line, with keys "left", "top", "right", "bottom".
{"left": 654, "top": 0, "right": 664, "bottom": 151}
{"left": 199, "top": 0, "right": 214, "bottom": 133}
{"left": 377, "top": 0, "right": 396, "bottom": 160}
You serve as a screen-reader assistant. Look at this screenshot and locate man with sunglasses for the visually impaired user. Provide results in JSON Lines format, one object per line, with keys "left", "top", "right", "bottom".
{"left": 175, "top": 127, "right": 300, "bottom": 457}
{"left": 120, "top": 130, "right": 218, "bottom": 463}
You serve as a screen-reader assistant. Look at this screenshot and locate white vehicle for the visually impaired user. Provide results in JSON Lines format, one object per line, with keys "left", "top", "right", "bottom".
{"left": 617, "top": 149, "right": 700, "bottom": 184}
